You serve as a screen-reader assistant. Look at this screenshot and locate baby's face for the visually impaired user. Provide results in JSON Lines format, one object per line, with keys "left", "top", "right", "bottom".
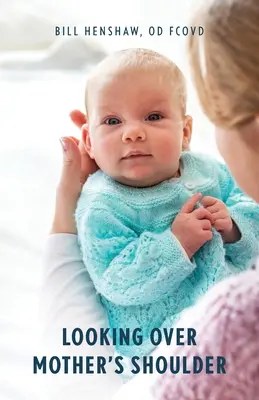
{"left": 86, "top": 68, "right": 191, "bottom": 187}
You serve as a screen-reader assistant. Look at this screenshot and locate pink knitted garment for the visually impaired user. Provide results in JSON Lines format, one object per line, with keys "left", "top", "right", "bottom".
{"left": 154, "top": 267, "right": 259, "bottom": 400}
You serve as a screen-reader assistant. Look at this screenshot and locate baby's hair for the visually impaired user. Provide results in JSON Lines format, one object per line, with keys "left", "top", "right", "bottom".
{"left": 188, "top": 0, "right": 259, "bottom": 130}
{"left": 85, "top": 48, "right": 187, "bottom": 116}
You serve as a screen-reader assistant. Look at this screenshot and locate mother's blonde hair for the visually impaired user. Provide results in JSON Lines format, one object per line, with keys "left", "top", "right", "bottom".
{"left": 188, "top": 0, "right": 259, "bottom": 129}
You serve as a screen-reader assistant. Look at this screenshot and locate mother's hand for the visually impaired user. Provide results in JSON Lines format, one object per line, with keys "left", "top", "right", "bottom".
{"left": 50, "top": 110, "right": 98, "bottom": 234}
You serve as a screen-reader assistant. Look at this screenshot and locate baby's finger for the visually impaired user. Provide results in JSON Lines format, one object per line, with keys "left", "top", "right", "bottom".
{"left": 201, "top": 196, "right": 218, "bottom": 208}
{"left": 213, "top": 219, "right": 230, "bottom": 232}
{"left": 193, "top": 207, "right": 214, "bottom": 222}
{"left": 202, "top": 230, "right": 213, "bottom": 241}
{"left": 211, "top": 210, "right": 228, "bottom": 221}
{"left": 213, "top": 220, "right": 224, "bottom": 231}
{"left": 181, "top": 193, "right": 202, "bottom": 213}
{"left": 201, "top": 219, "right": 212, "bottom": 230}
{"left": 203, "top": 204, "right": 220, "bottom": 214}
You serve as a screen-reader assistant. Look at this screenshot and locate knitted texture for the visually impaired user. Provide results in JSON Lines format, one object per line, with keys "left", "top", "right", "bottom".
{"left": 153, "top": 267, "right": 259, "bottom": 400}
{"left": 75, "top": 152, "right": 259, "bottom": 357}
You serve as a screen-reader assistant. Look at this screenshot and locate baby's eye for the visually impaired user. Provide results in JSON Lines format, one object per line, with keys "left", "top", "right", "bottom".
{"left": 146, "top": 113, "right": 163, "bottom": 121}
{"left": 104, "top": 117, "right": 121, "bottom": 125}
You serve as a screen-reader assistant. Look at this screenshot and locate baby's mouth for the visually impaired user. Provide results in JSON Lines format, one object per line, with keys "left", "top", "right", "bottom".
{"left": 122, "top": 151, "right": 152, "bottom": 159}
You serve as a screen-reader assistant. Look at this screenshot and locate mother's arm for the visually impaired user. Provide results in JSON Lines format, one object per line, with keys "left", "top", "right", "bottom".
{"left": 40, "top": 111, "right": 122, "bottom": 399}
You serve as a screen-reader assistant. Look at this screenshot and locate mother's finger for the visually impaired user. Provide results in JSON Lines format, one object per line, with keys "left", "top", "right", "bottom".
{"left": 51, "top": 137, "right": 82, "bottom": 234}
{"left": 69, "top": 110, "right": 87, "bottom": 129}
{"left": 59, "top": 137, "right": 82, "bottom": 197}
{"left": 69, "top": 136, "right": 80, "bottom": 146}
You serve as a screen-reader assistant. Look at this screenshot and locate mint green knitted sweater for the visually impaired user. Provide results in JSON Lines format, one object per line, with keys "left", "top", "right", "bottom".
{"left": 75, "top": 152, "right": 259, "bottom": 357}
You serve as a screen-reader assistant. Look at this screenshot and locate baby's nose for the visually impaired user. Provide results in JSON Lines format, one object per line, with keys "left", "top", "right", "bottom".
{"left": 122, "top": 126, "right": 146, "bottom": 143}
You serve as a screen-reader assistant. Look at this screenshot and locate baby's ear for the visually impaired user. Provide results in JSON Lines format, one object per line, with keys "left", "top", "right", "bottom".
{"left": 81, "top": 123, "right": 95, "bottom": 159}
{"left": 182, "top": 115, "right": 192, "bottom": 151}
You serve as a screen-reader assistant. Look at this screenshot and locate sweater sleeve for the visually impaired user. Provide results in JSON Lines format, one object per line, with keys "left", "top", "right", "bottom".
{"left": 219, "top": 164, "right": 259, "bottom": 268}
{"left": 153, "top": 268, "right": 259, "bottom": 400}
{"left": 76, "top": 205, "right": 196, "bottom": 306}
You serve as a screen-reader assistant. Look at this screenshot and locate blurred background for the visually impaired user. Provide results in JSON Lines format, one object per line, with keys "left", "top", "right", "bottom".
{"left": 0, "top": 0, "right": 219, "bottom": 398}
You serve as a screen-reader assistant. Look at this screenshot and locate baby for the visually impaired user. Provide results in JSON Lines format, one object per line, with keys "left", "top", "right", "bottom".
{"left": 75, "top": 48, "right": 259, "bottom": 361}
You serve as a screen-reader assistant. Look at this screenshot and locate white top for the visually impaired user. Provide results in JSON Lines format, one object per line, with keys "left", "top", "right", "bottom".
{"left": 41, "top": 234, "right": 123, "bottom": 400}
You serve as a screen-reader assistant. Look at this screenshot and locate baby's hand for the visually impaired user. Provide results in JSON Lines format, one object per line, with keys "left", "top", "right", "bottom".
{"left": 201, "top": 196, "right": 241, "bottom": 243}
{"left": 171, "top": 193, "right": 213, "bottom": 259}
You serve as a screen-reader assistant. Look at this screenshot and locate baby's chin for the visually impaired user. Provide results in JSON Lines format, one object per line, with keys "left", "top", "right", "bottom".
{"left": 114, "top": 167, "right": 166, "bottom": 188}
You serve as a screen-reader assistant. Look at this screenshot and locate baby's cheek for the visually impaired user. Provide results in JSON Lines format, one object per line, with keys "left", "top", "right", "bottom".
{"left": 96, "top": 135, "right": 114, "bottom": 153}
{"left": 157, "top": 138, "right": 181, "bottom": 161}
{"left": 97, "top": 137, "right": 121, "bottom": 168}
